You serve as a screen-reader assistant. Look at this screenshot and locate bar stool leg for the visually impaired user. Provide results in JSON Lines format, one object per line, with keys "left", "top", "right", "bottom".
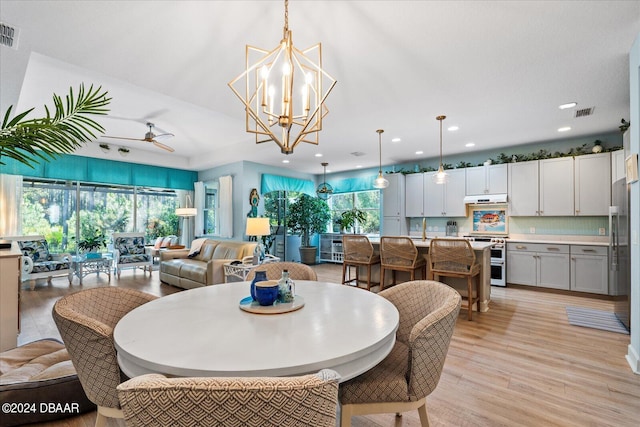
{"left": 342, "top": 262, "right": 348, "bottom": 284}
{"left": 467, "top": 275, "right": 473, "bottom": 321}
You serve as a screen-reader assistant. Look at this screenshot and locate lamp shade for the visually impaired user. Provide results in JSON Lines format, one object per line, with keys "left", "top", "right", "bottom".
{"left": 246, "top": 217, "right": 271, "bottom": 236}
{"left": 175, "top": 207, "right": 197, "bottom": 217}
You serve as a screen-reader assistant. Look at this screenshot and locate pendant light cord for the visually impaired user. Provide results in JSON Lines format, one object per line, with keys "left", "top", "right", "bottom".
{"left": 377, "top": 129, "right": 384, "bottom": 174}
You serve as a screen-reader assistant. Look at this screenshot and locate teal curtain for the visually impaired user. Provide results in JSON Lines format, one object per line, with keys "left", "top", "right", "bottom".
{"left": 261, "top": 173, "right": 315, "bottom": 195}
{"left": 330, "top": 174, "right": 378, "bottom": 194}
{"left": 0, "top": 154, "right": 197, "bottom": 190}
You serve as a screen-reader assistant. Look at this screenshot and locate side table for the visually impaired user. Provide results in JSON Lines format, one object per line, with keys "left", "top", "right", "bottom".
{"left": 223, "top": 255, "right": 280, "bottom": 282}
{"left": 71, "top": 255, "right": 113, "bottom": 285}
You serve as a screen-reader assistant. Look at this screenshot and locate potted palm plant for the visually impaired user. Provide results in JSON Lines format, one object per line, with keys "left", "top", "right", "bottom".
{"left": 337, "top": 208, "right": 367, "bottom": 234}
{"left": 287, "top": 194, "right": 331, "bottom": 264}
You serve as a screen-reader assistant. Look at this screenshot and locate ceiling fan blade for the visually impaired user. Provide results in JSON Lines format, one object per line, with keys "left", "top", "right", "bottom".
{"left": 103, "top": 135, "right": 145, "bottom": 141}
{"left": 153, "top": 140, "right": 175, "bottom": 152}
{"left": 153, "top": 132, "right": 174, "bottom": 141}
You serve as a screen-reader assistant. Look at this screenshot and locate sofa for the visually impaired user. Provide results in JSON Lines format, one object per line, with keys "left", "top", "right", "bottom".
{"left": 159, "top": 239, "right": 257, "bottom": 289}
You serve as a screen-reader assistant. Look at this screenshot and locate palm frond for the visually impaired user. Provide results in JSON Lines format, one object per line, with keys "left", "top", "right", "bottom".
{"left": 0, "top": 83, "right": 111, "bottom": 168}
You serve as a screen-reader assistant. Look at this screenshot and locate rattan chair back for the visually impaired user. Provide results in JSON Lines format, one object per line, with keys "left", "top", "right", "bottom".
{"left": 246, "top": 261, "right": 317, "bottom": 281}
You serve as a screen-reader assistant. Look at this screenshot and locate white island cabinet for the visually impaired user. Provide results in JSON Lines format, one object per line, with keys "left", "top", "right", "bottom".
{"left": 1, "top": 243, "right": 21, "bottom": 351}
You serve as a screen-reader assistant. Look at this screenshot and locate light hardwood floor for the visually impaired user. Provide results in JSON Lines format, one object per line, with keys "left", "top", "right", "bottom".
{"left": 14, "top": 263, "right": 640, "bottom": 427}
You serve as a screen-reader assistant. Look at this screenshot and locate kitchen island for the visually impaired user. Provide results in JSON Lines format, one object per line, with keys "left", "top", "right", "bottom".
{"left": 367, "top": 237, "right": 493, "bottom": 312}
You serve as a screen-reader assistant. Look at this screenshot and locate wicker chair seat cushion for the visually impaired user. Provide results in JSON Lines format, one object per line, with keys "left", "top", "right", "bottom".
{"left": 118, "top": 254, "right": 151, "bottom": 264}
{"left": 117, "top": 370, "right": 340, "bottom": 427}
{"left": 339, "top": 340, "right": 409, "bottom": 404}
{"left": 0, "top": 339, "right": 94, "bottom": 427}
{"left": 30, "top": 260, "right": 71, "bottom": 273}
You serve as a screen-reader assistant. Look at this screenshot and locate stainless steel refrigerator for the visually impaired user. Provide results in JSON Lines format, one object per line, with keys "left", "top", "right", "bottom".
{"left": 610, "top": 132, "right": 631, "bottom": 331}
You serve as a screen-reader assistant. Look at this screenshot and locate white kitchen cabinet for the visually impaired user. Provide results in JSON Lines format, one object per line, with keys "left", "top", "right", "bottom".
{"left": 382, "top": 173, "right": 407, "bottom": 235}
{"left": 539, "top": 157, "right": 574, "bottom": 216}
{"left": 466, "top": 164, "right": 507, "bottom": 195}
{"left": 570, "top": 245, "right": 608, "bottom": 294}
{"left": 424, "top": 169, "right": 466, "bottom": 217}
{"left": 382, "top": 173, "right": 404, "bottom": 217}
{"left": 508, "top": 160, "right": 539, "bottom": 216}
{"left": 507, "top": 242, "right": 570, "bottom": 290}
{"left": 612, "top": 148, "right": 626, "bottom": 183}
{"left": 405, "top": 173, "right": 426, "bottom": 217}
{"left": 574, "top": 152, "right": 611, "bottom": 216}
{"left": 1, "top": 244, "right": 21, "bottom": 352}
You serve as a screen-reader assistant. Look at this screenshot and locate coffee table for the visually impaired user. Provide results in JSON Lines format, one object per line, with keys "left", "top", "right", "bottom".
{"left": 70, "top": 255, "right": 112, "bottom": 285}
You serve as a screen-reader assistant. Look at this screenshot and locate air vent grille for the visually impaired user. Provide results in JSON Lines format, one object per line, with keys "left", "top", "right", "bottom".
{"left": 575, "top": 107, "right": 594, "bottom": 118}
{"left": 350, "top": 151, "right": 366, "bottom": 157}
{"left": 0, "top": 22, "right": 19, "bottom": 50}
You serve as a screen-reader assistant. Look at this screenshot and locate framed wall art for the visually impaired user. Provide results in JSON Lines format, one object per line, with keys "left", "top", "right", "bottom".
{"left": 470, "top": 206, "right": 508, "bottom": 235}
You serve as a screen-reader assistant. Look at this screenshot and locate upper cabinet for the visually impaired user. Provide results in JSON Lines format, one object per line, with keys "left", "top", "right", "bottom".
{"left": 612, "top": 148, "right": 626, "bottom": 183}
{"left": 424, "top": 169, "right": 466, "bottom": 217}
{"left": 508, "top": 160, "right": 539, "bottom": 216}
{"left": 574, "top": 152, "right": 611, "bottom": 216}
{"left": 465, "top": 164, "right": 507, "bottom": 195}
{"left": 539, "top": 157, "right": 574, "bottom": 216}
{"left": 382, "top": 173, "right": 405, "bottom": 217}
{"left": 405, "top": 173, "right": 426, "bottom": 217}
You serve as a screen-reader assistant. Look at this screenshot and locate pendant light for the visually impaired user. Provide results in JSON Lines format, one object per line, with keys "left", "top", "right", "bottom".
{"left": 432, "top": 115, "right": 449, "bottom": 184}
{"left": 373, "top": 129, "right": 389, "bottom": 189}
{"left": 316, "top": 162, "right": 333, "bottom": 200}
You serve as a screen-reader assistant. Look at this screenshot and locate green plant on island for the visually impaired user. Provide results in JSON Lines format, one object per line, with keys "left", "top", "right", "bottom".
{"left": 0, "top": 83, "right": 110, "bottom": 168}
{"left": 337, "top": 207, "right": 367, "bottom": 233}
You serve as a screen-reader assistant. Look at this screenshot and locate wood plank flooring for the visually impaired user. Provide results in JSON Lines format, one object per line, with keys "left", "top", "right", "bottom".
{"left": 13, "top": 264, "right": 640, "bottom": 427}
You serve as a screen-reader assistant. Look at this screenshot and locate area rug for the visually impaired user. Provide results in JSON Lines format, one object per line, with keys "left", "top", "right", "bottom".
{"left": 566, "top": 306, "right": 629, "bottom": 334}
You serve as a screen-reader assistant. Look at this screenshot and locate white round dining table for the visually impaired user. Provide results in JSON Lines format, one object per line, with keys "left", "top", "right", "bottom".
{"left": 113, "top": 281, "right": 399, "bottom": 382}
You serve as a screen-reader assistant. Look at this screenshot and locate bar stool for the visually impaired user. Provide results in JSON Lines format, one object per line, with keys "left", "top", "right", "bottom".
{"left": 341, "top": 235, "right": 380, "bottom": 291}
{"left": 428, "top": 238, "right": 480, "bottom": 320}
{"left": 379, "top": 236, "right": 426, "bottom": 291}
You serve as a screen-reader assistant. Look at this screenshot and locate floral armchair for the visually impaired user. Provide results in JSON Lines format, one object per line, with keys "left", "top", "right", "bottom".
{"left": 112, "top": 232, "right": 153, "bottom": 278}
{"left": 4, "top": 235, "right": 72, "bottom": 290}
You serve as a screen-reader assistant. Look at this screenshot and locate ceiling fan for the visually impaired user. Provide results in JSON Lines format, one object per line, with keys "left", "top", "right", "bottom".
{"left": 103, "top": 122, "right": 175, "bottom": 152}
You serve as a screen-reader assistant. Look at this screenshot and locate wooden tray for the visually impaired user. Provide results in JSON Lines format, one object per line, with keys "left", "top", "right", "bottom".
{"left": 239, "top": 296, "right": 305, "bottom": 314}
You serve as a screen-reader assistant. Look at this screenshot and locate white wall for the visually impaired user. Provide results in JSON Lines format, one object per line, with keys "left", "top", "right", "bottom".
{"left": 627, "top": 33, "right": 639, "bottom": 374}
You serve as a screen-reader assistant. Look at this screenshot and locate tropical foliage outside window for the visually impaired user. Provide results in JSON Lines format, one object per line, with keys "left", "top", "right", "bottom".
{"left": 329, "top": 191, "right": 380, "bottom": 234}
{"left": 21, "top": 178, "right": 178, "bottom": 253}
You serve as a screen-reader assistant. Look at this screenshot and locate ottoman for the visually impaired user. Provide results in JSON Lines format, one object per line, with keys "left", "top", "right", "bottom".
{"left": 0, "top": 338, "right": 95, "bottom": 426}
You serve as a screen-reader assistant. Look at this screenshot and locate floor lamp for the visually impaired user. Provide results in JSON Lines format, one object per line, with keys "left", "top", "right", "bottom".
{"left": 176, "top": 195, "right": 197, "bottom": 245}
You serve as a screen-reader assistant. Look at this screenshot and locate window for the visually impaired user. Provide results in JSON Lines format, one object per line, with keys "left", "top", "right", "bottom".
{"left": 21, "top": 178, "right": 178, "bottom": 252}
{"left": 203, "top": 186, "right": 217, "bottom": 235}
{"left": 329, "top": 190, "right": 380, "bottom": 234}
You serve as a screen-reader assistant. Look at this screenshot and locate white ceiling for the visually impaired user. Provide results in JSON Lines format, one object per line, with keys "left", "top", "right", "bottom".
{"left": 1, "top": 1, "right": 639, "bottom": 175}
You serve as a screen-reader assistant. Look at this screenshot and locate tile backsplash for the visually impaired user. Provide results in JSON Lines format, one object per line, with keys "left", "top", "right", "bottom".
{"left": 408, "top": 216, "right": 608, "bottom": 236}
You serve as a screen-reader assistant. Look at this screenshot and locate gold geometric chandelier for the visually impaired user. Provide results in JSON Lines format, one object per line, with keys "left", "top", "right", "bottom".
{"left": 228, "top": 0, "right": 337, "bottom": 155}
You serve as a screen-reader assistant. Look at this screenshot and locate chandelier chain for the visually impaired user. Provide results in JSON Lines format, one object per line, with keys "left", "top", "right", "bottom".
{"left": 283, "top": 0, "right": 289, "bottom": 35}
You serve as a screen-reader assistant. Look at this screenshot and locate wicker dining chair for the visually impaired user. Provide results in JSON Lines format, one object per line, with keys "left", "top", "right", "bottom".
{"left": 52, "top": 287, "right": 158, "bottom": 427}
{"left": 245, "top": 261, "right": 317, "bottom": 281}
{"left": 117, "top": 369, "right": 340, "bottom": 427}
{"left": 342, "top": 235, "right": 380, "bottom": 291}
{"left": 379, "top": 236, "right": 426, "bottom": 290}
{"left": 428, "top": 238, "right": 481, "bottom": 320}
{"left": 339, "top": 280, "right": 461, "bottom": 426}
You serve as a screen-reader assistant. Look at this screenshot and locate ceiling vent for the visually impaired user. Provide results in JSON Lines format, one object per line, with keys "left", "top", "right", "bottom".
{"left": 574, "top": 107, "right": 594, "bottom": 118}
{"left": 350, "top": 151, "right": 366, "bottom": 157}
{"left": 0, "top": 22, "right": 19, "bottom": 50}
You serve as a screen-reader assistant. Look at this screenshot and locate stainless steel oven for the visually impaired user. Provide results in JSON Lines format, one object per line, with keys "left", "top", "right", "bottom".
{"left": 465, "top": 236, "right": 507, "bottom": 286}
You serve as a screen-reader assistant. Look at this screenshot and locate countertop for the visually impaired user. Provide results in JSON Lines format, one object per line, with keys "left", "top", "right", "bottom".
{"left": 369, "top": 236, "right": 494, "bottom": 251}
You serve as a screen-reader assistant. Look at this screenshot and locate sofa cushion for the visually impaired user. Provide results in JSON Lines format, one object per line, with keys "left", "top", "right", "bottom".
{"left": 213, "top": 241, "right": 255, "bottom": 260}
{"left": 115, "top": 236, "right": 146, "bottom": 255}
{"left": 119, "top": 254, "right": 151, "bottom": 264}
{"left": 194, "top": 241, "right": 218, "bottom": 261}
{"left": 161, "top": 259, "right": 184, "bottom": 276}
{"left": 179, "top": 260, "right": 208, "bottom": 284}
{"left": 31, "top": 260, "right": 70, "bottom": 273}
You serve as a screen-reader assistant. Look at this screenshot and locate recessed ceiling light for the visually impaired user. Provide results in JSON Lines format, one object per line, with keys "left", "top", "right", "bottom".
{"left": 356, "top": 165, "right": 363, "bottom": 168}
{"left": 557, "top": 126, "right": 571, "bottom": 132}
{"left": 415, "top": 150, "right": 423, "bottom": 155}
{"left": 314, "top": 153, "right": 323, "bottom": 157}
{"left": 465, "top": 142, "right": 475, "bottom": 148}
{"left": 447, "top": 126, "right": 459, "bottom": 131}
{"left": 391, "top": 137, "right": 401, "bottom": 143}
{"left": 282, "top": 159, "right": 290, "bottom": 163}
{"left": 559, "top": 102, "right": 577, "bottom": 110}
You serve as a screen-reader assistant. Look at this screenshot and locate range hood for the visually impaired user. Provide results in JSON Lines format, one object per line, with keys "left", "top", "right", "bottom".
{"left": 463, "top": 194, "right": 508, "bottom": 204}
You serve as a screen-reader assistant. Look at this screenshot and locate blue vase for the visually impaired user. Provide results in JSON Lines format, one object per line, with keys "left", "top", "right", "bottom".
{"left": 250, "top": 270, "right": 268, "bottom": 301}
